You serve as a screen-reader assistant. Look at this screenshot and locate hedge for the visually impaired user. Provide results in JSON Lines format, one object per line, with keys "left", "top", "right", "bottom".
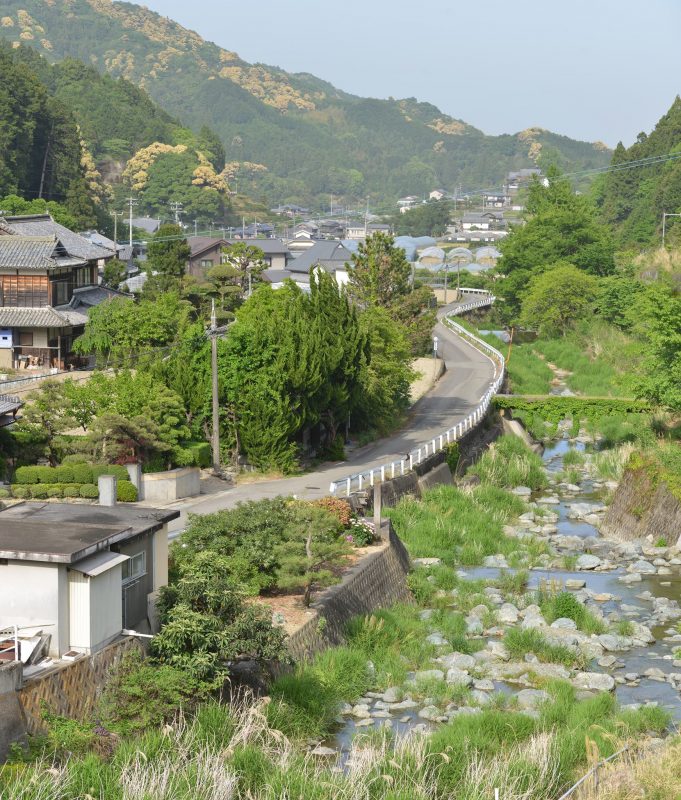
{"left": 8, "top": 479, "right": 137, "bottom": 502}
{"left": 117, "top": 480, "right": 138, "bottom": 502}
{"left": 14, "top": 463, "right": 129, "bottom": 485}
{"left": 79, "top": 484, "right": 99, "bottom": 499}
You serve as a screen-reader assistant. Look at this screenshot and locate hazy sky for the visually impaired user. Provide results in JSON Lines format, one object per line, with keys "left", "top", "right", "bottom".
{"left": 143, "top": 0, "right": 681, "bottom": 147}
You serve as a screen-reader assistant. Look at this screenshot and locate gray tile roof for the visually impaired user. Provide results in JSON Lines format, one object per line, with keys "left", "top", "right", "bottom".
{"left": 286, "top": 240, "right": 351, "bottom": 274}
{"left": 0, "top": 235, "right": 67, "bottom": 270}
{"left": 0, "top": 306, "right": 72, "bottom": 328}
{"left": 1, "top": 215, "right": 114, "bottom": 261}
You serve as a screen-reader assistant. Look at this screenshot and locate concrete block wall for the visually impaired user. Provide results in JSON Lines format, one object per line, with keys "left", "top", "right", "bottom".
{"left": 141, "top": 467, "right": 200, "bottom": 502}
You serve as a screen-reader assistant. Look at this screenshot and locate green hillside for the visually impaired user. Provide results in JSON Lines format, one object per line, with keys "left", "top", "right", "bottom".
{"left": 595, "top": 96, "right": 681, "bottom": 247}
{"left": 0, "top": 0, "right": 612, "bottom": 206}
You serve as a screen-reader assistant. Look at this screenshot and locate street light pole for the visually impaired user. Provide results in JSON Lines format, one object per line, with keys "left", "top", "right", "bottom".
{"left": 206, "top": 299, "right": 230, "bottom": 474}
{"left": 433, "top": 335, "right": 439, "bottom": 359}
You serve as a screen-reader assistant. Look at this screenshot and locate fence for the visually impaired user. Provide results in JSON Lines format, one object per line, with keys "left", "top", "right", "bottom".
{"left": 329, "top": 290, "right": 504, "bottom": 497}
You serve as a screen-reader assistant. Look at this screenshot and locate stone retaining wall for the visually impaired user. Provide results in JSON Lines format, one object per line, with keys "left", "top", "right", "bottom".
{"left": 18, "top": 638, "right": 144, "bottom": 734}
{"left": 284, "top": 522, "right": 412, "bottom": 664}
{"left": 601, "top": 467, "right": 681, "bottom": 545}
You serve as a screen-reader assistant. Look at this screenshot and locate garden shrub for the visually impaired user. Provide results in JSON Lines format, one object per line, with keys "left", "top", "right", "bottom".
{"left": 55, "top": 465, "right": 75, "bottom": 483}
{"left": 444, "top": 441, "right": 460, "bottom": 474}
{"left": 91, "top": 464, "right": 128, "bottom": 481}
{"left": 14, "top": 465, "right": 40, "bottom": 484}
{"left": 72, "top": 464, "right": 93, "bottom": 484}
{"left": 142, "top": 454, "right": 166, "bottom": 474}
{"left": 62, "top": 454, "right": 89, "bottom": 464}
{"left": 35, "top": 466, "right": 54, "bottom": 484}
{"left": 117, "top": 480, "right": 138, "bottom": 502}
{"left": 0, "top": 487, "right": 9, "bottom": 498}
{"left": 31, "top": 485, "right": 48, "bottom": 499}
{"left": 10, "top": 484, "right": 30, "bottom": 498}
{"left": 47, "top": 486, "right": 63, "bottom": 498}
{"left": 79, "top": 483, "right": 99, "bottom": 499}
{"left": 311, "top": 497, "right": 353, "bottom": 527}
{"left": 187, "top": 441, "right": 211, "bottom": 469}
{"left": 63, "top": 484, "right": 80, "bottom": 498}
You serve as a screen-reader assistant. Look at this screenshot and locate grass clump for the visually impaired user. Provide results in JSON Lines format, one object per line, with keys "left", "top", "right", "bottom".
{"left": 468, "top": 435, "right": 547, "bottom": 491}
{"left": 562, "top": 448, "right": 585, "bottom": 467}
{"left": 538, "top": 588, "right": 607, "bottom": 635}
{"left": 504, "top": 628, "right": 584, "bottom": 668}
{"left": 614, "top": 619, "right": 635, "bottom": 637}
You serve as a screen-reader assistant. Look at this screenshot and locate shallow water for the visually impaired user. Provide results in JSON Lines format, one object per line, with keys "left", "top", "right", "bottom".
{"left": 328, "top": 438, "right": 681, "bottom": 756}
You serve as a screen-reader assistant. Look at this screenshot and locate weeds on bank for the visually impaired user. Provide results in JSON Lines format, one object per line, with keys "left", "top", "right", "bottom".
{"left": 468, "top": 435, "right": 547, "bottom": 491}
{"left": 537, "top": 587, "right": 607, "bottom": 636}
{"left": 504, "top": 628, "right": 585, "bottom": 669}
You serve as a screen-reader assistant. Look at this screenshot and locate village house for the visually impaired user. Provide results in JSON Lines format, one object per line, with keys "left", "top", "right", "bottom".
{"left": 345, "top": 222, "right": 392, "bottom": 240}
{"left": 187, "top": 237, "right": 290, "bottom": 278}
{"left": 0, "top": 498, "right": 179, "bottom": 662}
{"left": 429, "top": 189, "right": 446, "bottom": 201}
{"left": 483, "top": 191, "right": 510, "bottom": 208}
{"left": 267, "top": 240, "right": 353, "bottom": 290}
{"left": 0, "top": 215, "right": 121, "bottom": 371}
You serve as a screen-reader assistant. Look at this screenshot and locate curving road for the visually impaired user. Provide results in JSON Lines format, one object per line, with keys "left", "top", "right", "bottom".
{"left": 166, "top": 301, "right": 496, "bottom": 535}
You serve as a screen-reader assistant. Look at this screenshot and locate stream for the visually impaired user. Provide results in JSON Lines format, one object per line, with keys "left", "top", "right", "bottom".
{"left": 324, "top": 438, "right": 681, "bottom": 758}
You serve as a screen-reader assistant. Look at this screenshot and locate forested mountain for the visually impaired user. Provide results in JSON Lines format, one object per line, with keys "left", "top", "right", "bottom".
{"left": 0, "top": 0, "right": 611, "bottom": 207}
{"left": 596, "top": 97, "right": 681, "bottom": 247}
{"left": 0, "top": 41, "right": 238, "bottom": 224}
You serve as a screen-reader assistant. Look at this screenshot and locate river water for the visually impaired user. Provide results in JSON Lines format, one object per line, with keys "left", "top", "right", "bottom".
{"left": 327, "top": 439, "right": 681, "bottom": 755}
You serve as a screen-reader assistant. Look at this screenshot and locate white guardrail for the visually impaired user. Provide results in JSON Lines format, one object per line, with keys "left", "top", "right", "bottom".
{"left": 329, "top": 289, "right": 505, "bottom": 497}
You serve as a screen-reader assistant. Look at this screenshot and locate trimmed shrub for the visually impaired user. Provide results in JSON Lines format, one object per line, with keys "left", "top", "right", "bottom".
{"left": 14, "top": 466, "right": 40, "bottom": 485}
{"left": 311, "top": 497, "right": 353, "bottom": 527}
{"left": 72, "top": 464, "right": 93, "bottom": 484}
{"left": 0, "top": 488, "right": 10, "bottom": 499}
{"left": 63, "top": 484, "right": 81, "bottom": 498}
{"left": 55, "top": 465, "right": 75, "bottom": 483}
{"left": 47, "top": 486, "right": 63, "bottom": 498}
{"left": 117, "top": 480, "right": 138, "bottom": 502}
{"left": 142, "top": 454, "right": 166, "bottom": 474}
{"left": 79, "top": 483, "right": 99, "bottom": 499}
{"left": 11, "top": 485, "right": 30, "bottom": 498}
{"left": 35, "top": 466, "right": 55, "bottom": 484}
{"left": 91, "top": 464, "right": 128, "bottom": 482}
{"left": 31, "top": 485, "right": 48, "bottom": 499}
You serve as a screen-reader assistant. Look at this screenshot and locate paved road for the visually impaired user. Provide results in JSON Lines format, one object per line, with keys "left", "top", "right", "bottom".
{"left": 166, "top": 301, "right": 496, "bottom": 534}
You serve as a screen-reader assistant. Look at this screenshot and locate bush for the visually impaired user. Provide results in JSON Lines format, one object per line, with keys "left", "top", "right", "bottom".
{"left": 117, "top": 480, "right": 138, "bottom": 502}
{"left": 35, "top": 466, "right": 55, "bottom": 484}
{"left": 311, "top": 497, "right": 353, "bottom": 527}
{"left": 142, "top": 454, "right": 166, "bottom": 474}
{"left": 469, "top": 434, "right": 546, "bottom": 491}
{"left": 187, "top": 441, "right": 211, "bottom": 469}
{"left": 55, "top": 465, "right": 74, "bottom": 483}
{"left": 31, "top": 485, "right": 48, "bottom": 499}
{"left": 444, "top": 441, "right": 460, "bottom": 474}
{"left": 61, "top": 454, "right": 89, "bottom": 464}
{"left": 79, "top": 483, "right": 99, "bottom": 499}
{"left": 63, "top": 484, "right": 81, "bottom": 498}
{"left": 14, "top": 466, "right": 40, "bottom": 484}
{"left": 72, "top": 463, "right": 93, "bottom": 484}
{"left": 97, "top": 651, "right": 208, "bottom": 736}
{"left": 0, "top": 487, "right": 9, "bottom": 498}
{"left": 10, "top": 484, "right": 30, "bottom": 498}
{"left": 46, "top": 486, "right": 63, "bottom": 498}
{"left": 91, "top": 464, "right": 128, "bottom": 481}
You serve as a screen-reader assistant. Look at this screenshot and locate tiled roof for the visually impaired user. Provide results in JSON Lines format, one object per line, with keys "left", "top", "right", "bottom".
{"left": 0, "top": 306, "right": 72, "bottom": 328}
{"left": 1, "top": 215, "right": 114, "bottom": 261}
{"left": 287, "top": 241, "right": 351, "bottom": 274}
{"left": 0, "top": 236, "right": 63, "bottom": 270}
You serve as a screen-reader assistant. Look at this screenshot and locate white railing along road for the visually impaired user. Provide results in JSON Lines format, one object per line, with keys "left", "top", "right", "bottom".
{"left": 329, "top": 290, "right": 505, "bottom": 497}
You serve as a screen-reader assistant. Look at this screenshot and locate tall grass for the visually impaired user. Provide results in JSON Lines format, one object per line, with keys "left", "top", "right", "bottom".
{"left": 505, "top": 345, "right": 553, "bottom": 395}
{"left": 592, "top": 443, "right": 636, "bottom": 481}
{"left": 468, "top": 435, "right": 547, "bottom": 490}
{"left": 504, "top": 628, "right": 585, "bottom": 668}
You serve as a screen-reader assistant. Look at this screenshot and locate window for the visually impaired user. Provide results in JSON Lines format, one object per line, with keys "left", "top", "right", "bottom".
{"left": 18, "top": 331, "right": 33, "bottom": 347}
{"left": 201, "top": 259, "right": 214, "bottom": 268}
{"left": 122, "top": 551, "right": 146, "bottom": 584}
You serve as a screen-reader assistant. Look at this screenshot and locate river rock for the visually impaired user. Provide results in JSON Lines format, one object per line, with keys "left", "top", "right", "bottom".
{"left": 474, "top": 679, "right": 495, "bottom": 691}
{"left": 598, "top": 634, "right": 632, "bottom": 652}
{"left": 513, "top": 486, "right": 532, "bottom": 497}
{"left": 426, "top": 633, "right": 448, "bottom": 646}
{"left": 619, "top": 573, "right": 642, "bottom": 584}
{"left": 486, "top": 641, "right": 510, "bottom": 661}
{"left": 466, "top": 618, "right": 484, "bottom": 635}
{"left": 415, "top": 669, "right": 444, "bottom": 682}
{"left": 598, "top": 655, "right": 618, "bottom": 668}
{"left": 576, "top": 554, "right": 602, "bottom": 570}
{"left": 382, "top": 687, "right": 402, "bottom": 704}
{"left": 446, "top": 668, "right": 473, "bottom": 687}
{"left": 484, "top": 555, "right": 509, "bottom": 568}
{"left": 471, "top": 689, "right": 492, "bottom": 706}
{"left": 643, "top": 667, "right": 666, "bottom": 681}
{"left": 497, "top": 603, "right": 519, "bottom": 624}
{"left": 390, "top": 698, "right": 418, "bottom": 711}
{"left": 630, "top": 560, "right": 656, "bottom": 574}
{"left": 551, "top": 617, "right": 577, "bottom": 630}
{"left": 419, "top": 609, "right": 434, "bottom": 621}
{"left": 418, "top": 705, "right": 443, "bottom": 721}
{"left": 630, "top": 622, "right": 655, "bottom": 644}
{"left": 515, "top": 689, "right": 550, "bottom": 709}
{"left": 354, "top": 718, "right": 374, "bottom": 727}
{"left": 413, "top": 558, "right": 442, "bottom": 567}
{"left": 439, "top": 652, "right": 476, "bottom": 671}
{"left": 566, "top": 579, "right": 586, "bottom": 589}
{"left": 311, "top": 746, "right": 337, "bottom": 757}
{"left": 573, "top": 672, "right": 615, "bottom": 691}
{"left": 351, "top": 704, "right": 371, "bottom": 718}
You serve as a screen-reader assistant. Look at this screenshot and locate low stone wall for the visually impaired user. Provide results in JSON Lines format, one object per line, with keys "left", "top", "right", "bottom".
{"left": 285, "top": 522, "right": 412, "bottom": 664}
{"left": 600, "top": 467, "right": 681, "bottom": 545}
{"left": 18, "top": 637, "right": 144, "bottom": 734}
{"left": 141, "top": 466, "right": 200, "bottom": 502}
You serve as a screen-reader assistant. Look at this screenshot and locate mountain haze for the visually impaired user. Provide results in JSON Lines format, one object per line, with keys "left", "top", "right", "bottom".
{"left": 0, "top": 0, "right": 612, "bottom": 205}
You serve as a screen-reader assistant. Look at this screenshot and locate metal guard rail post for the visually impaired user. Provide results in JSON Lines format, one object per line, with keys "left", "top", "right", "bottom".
{"left": 330, "top": 290, "right": 505, "bottom": 496}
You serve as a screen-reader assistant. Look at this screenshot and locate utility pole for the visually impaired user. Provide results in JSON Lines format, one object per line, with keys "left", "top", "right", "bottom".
{"left": 127, "top": 197, "right": 138, "bottom": 249}
{"left": 170, "top": 202, "right": 183, "bottom": 225}
{"left": 194, "top": 219, "right": 198, "bottom": 236}
{"left": 112, "top": 211, "right": 122, "bottom": 252}
{"left": 206, "top": 299, "right": 230, "bottom": 474}
{"left": 662, "top": 212, "right": 681, "bottom": 247}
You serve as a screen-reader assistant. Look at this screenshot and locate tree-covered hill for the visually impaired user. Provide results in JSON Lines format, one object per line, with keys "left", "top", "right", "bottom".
{"left": 595, "top": 96, "right": 681, "bottom": 247}
{"left": 0, "top": 41, "right": 239, "bottom": 223}
{"left": 0, "top": 0, "right": 611, "bottom": 206}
